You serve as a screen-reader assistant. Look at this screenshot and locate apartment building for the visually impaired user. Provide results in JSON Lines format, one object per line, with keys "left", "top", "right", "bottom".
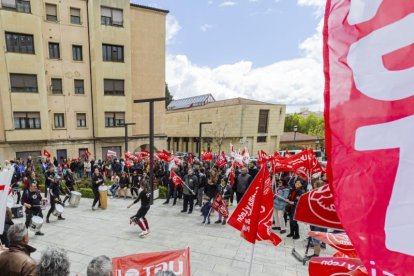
{"left": 0, "top": 0, "right": 168, "bottom": 161}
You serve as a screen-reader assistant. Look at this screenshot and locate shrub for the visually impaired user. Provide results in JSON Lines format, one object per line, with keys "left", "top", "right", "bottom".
{"left": 158, "top": 185, "right": 167, "bottom": 199}
{"left": 79, "top": 188, "right": 94, "bottom": 199}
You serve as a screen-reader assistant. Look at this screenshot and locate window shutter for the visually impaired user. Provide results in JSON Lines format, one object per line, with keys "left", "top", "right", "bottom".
{"left": 2, "top": 0, "right": 16, "bottom": 8}
{"left": 70, "top": 8, "right": 80, "bottom": 16}
{"left": 112, "top": 9, "right": 123, "bottom": 23}
{"left": 101, "top": 6, "right": 111, "bottom": 17}
{"left": 114, "top": 80, "right": 124, "bottom": 92}
{"left": 46, "top": 4, "right": 57, "bottom": 16}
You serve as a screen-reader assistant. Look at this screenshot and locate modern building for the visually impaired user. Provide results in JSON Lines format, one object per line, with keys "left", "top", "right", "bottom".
{"left": 165, "top": 94, "right": 286, "bottom": 155}
{"left": 0, "top": 0, "right": 168, "bottom": 161}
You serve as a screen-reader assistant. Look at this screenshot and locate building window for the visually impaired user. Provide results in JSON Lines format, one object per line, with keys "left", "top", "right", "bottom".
{"left": 257, "top": 136, "right": 267, "bottom": 143}
{"left": 76, "top": 113, "right": 86, "bottom": 127}
{"left": 1, "top": 0, "right": 31, "bottom": 13}
{"left": 54, "top": 113, "right": 65, "bottom": 128}
{"left": 70, "top": 7, "right": 81, "bottom": 24}
{"left": 48, "top": 42, "right": 60, "bottom": 59}
{"left": 10, "top": 73, "right": 38, "bottom": 92}
{"left": 100, "top": 6, "right": 123, "bottom": 26}
{"left": 13, "top": 112, "right": 41, "bottom": 129}
{"left": 104, "top": 79, "right": 124, "bottom": 96}
{"left": 102, "top": 44, "right": 123, "bottom": 62}
{"left": 5, "top": 32, "right": 34, "bottom": 54}
{"left": 51, "top": 78, "right": 62, "bottom": 94}
{"left": 45, "top": 3, "right": 58, "bottom": 21}
{"left": 258, "top": 109, "right": 269, "bottom": 133}
{"left": 72, "top": 45, "right": 83, "bottom": 61}
{"left": 74, "top": 79, "right": 84, "bottom": 94}
{"left": 105, "top": 112, "right": 125, "bottom": 127}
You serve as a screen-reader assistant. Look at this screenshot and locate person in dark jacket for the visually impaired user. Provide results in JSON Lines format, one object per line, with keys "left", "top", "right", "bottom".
{"left": 46, "top": 177, "right": 65, "bottom": 223}
{"left": 215, "top": 177, "right": 231, "bottom": 225}
{"left": 181, "top": 169, "right": 197, "bottom": 214}
{"left": 248, "top": 161, "right": 258, "bottom": 180}
{"left": 196, "top": 168, "right": 207, "bottom": 208}
{"left": 62, "top": 169, "right": 75, "bottom": 205}
{"left": 91, "top": 168, "right": 104, "bottom": 210}
{"left": 286, "top": 179, "right": 305, "bottom": 239}
{"left": 130, "top": 171, "right": 140, "bottom": 199}
{"left": 200, "top": 197, "right": 212, "bottom": 224}
{"left": 128, "top": 180, "right": 151, "bottom": 237}
{"left": 22, "top": 182, "right": 45, "bottom": 235}
{"left": 235, "top": 167, "right": 252, "bottom": 203}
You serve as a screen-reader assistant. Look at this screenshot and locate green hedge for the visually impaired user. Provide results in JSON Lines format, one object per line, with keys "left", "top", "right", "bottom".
{"left": 79, "top": 188, "right": 95, "bottom": 199}
{"left": 159, "top": 185, "right": 167, "bottom": 199}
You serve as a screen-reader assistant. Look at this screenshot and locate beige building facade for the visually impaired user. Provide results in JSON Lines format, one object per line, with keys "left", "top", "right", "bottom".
{"left": 0, "top": 0, "right": 167, "bottom": 161}
{"left": 165, "top": 95, "right": 286, "bottom": 155}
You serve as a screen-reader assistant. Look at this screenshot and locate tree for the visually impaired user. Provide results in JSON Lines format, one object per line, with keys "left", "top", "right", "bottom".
{"left": 209, "top": 123, "right": 228, "bottom": 153}
{"left": 165, "top": 83, "right": 173, "bottom": 108}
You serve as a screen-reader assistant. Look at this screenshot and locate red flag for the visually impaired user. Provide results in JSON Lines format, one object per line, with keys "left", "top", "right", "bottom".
{"left": 228, "top": 165, "right": 281, "bottom": 246}
{"left": 216, "top": 152, "right": 227, "bottom": 168}
{"left": 294, "top": 184, "right": 343, "bottom": 230}
{"left": 324, "top": 0, "right": 414, "bottom": 273}
{"left": 229, "top": 164, "right": 235, "bottom": 187}
{"left": 43, "top": 149, "right": 51, "bottom": 158}
{"left": 85, "top": 148, "right": 91, "bottom": 158}
{"left": 156, "top": 150, "right": 172, "bottom": 162}
{"left": 284, "top": 150, "right": 292, "bottom": 158}
{"left": 112, "top": 248, "right": 191, "bottom": 276}
{"left": 308, "top": 231, "right": 358, "bottom": 258}
{"left": 203, "top": 151, "right": 213, "bottom": 161}
{"left": 139, "top": 150, "right": 150, "bottom": 158}
{"left": 257, "top": 150, "right": 269, "bottom": 166}
{"left": 212, "top": 193, "right": 229, "bottom": 218}
{"left": 308, "top": 257, "right": 367, "bottom": 276}
{"left": 187, "top": 154, "right": 193, "bottom": 166}
{"left": 170, "top": 170, "right": 183, "bottom": 188}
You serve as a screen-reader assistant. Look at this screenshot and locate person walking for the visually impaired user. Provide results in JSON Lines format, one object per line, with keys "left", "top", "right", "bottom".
{"left": 128, "top": 180, "right": 151, "bottom": 237}
{"left": 91, "top": 168, "right": 104, "bottom": 210}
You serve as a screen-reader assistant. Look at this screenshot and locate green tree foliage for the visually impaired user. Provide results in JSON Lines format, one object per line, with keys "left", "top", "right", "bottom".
{"left": 165, "top": 83, "right": 173, "bottom": 108}
{"left": 284, "top": 113, "right": 325, "bottom": 138}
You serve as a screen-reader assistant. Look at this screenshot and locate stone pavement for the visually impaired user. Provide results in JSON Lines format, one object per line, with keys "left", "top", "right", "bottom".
{"left": 13, "top": 196, "right": 333, "bottom": 275}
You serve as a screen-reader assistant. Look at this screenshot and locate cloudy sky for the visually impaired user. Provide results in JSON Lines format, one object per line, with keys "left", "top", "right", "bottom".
{"left": 132, "top": 0, "right": 326, "bottom": 113}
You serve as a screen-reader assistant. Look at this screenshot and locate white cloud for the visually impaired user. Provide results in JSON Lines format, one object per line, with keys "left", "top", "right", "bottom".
{"left": 208, "top": 0, "right": 213, "bottom": 5}
{"left": 165, "top": 3, "right": 325, "bottom": 113}
{"left": 200, "top": 24, "right": 214, "bottom": 32}
{"left": 297, "top": 0, "right": 326, "bottom": 16}
{"left": 219, "top": 1, "right": 237, "bottom": 7}
{"left": 166, "top": 15, "right": 182, "bottom": 44}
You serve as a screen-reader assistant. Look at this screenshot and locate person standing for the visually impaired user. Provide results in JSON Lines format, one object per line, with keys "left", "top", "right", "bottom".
{"left": 91, "top": 168, "right": 104, "bottom": 210}
{"left": 286, "top": 179, "right": 305, "bottom": 239}
{"left": 235, "top": 167, "right": 252, "bottom": 203}
{"left": 45, "top": 166, "right": 56, "bottom": 198}
{"left": 273, "top": 180, "right": 290, "bottom": 234}
{"left": 46, "top": 177, "right": 65, "bottom": 223}
{"left": 0, "top": 223, "right": 37, "bottom": 275}
{"left": 130, "top": 171, "right": 140, "bottom": 199}
{"left": 181, "top": 169, "right": 197, "bottom": 214}
{"left": 22, "top": 182, "right": 45, "bottom": 235}
{"left": 128, "top": 180, "right": 151, "bottom": 237}
{"left": 62, "top": 169, "right": 75, "bottom": 205}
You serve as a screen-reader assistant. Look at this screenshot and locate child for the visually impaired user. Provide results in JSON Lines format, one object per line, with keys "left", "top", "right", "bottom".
{"left": 200, "top": 197, "right": 212, "bottom": 224}
{"left": 215, "top": 177, "right": 231, "bottom": 225}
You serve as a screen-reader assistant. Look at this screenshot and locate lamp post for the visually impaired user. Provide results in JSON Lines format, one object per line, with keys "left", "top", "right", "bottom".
{"left": 199, "top": 122, "right": 212, "bottom": 159}
{"left": 293, "top": 125, "right": 298, "bottom": 148}
{"left": 133, "top": 97, "right": 166, "bottom": 205}
{"left": 119, "top": 122, "right": 136, "bottom": 153}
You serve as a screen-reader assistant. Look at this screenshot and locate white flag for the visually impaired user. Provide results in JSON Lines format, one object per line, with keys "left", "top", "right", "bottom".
{"left": 107, "top": 150, "right": 117, "bottom": 157}
{"left": 0, "top": 166, "right": 15, "bottom": 234}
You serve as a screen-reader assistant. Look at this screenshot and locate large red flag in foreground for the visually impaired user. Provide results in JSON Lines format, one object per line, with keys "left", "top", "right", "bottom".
{"left": 112, "top": 248, "right": 190, "bottom": 276}
{"left": 228, "top": 165, "right": 281, "bottom": 246}
{"left": 308, "top": 231, "right": 358, "bottom": 258}
{"left": 324, "top": 0, "right": 414, "bottom": 273}
{"left": 294, "top": 184, "right": 343, "bottom": 230}
{"left": 308, "top": 257, "right": 367, "bottom": 276}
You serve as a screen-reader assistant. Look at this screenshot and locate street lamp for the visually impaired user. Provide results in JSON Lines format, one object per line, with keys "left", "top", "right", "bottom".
{"left": 133, "top": 97, "right": 166, "bottom": 205}
{"left": 119, "top": 122, "right": 136, "bottom": 153}
{"left": 293, "top": 125, "right": 298, "bottom": 148}
{"left": 199, "top": 122, "right": 212, "bottom": 159}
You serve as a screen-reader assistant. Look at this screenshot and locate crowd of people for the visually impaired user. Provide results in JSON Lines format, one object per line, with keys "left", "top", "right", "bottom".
{"left": 0, "top": 151, "right": 327, "bottom": 275}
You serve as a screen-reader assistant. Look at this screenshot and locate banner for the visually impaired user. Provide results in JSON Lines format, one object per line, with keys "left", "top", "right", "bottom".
{"left": 0, "top": 166, "right": 15, "bottom": 234}
{"left": 294, "top": 184, "right": 343, "bottom": 230}
{"left": 216, "top": 152, "right": 227, "bottom": 168}
{"left": 308, "top": 257, "right": 367, "bottom": 276}
{"left": 308, "top": 231, "right": 358, "bottom": 258}
{"left": 211, "top": 193, "right": 229, "bottom": 218}
{"left": 156, "top": 150, "right": 173, "bottom": 162}
{"left": 112, "top": 248, "right": 191, "bottom": 276}
{"left": 170, "top": 171, "right": 183, "bottom": 188}
{"left": 324, "top": 0, "right": 414, "bottom": 273}
{"left": 203, "top": 152, "right": 213, "bottom": 161}
{"left": 228, "top": 165, "right": 281, "bottom": 246}
{"left": 107, "top": 150, "right": 117, "bottom": 157}
{"left": 43, "top": 149, "right": 51, "bottom": 158}
{"left": 85, "top": 148, "right": 91, "bottom": 158}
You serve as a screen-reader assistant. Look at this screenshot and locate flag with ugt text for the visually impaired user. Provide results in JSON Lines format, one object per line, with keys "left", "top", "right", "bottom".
{"left": 228, "top": 165, "right": 281, "bottom": 246}
{"left": 112, "top": 247, "right": 191, "bottom": 276}
{"left": 308, "top": 257, "right": 367, "bottom": 276}
{"left": 324, "top": 0, "right": 414, "bottom": 274}
{"left": 170, "top": 170, "right": 183, "bottom": 188}
{"left": 212, "top": 193, "right": 229, "bottom": 218}
{"left": 0, "top": 166, "right": 15, "bottom": 234}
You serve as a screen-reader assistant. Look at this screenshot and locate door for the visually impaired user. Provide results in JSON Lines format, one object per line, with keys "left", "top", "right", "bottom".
{"left": 102, "top": 146, "right": 121, "bottom": 160}
{"left": 56, "top": 149, "right": 67, "bottom": 163}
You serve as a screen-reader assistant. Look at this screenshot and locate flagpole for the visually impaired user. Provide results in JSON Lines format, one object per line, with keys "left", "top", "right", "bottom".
{"left": 248, "top": 243, "right": 256, "bottom": 276}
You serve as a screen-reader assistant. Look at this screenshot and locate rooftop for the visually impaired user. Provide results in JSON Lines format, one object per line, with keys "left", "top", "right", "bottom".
{"left": 167, "top": 94, "right": 216, "bottom": 110}
{"left": 130, "top": 2, "right": 169, "bottom": 14}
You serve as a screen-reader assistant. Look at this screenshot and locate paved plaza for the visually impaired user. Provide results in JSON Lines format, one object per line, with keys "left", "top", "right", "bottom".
{"left": 14, "top": 196, "right": 333, "bottom": 275}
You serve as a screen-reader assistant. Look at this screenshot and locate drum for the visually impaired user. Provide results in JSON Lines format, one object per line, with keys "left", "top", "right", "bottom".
{"left": 11, "top": 205, "right": 23, "bottom": 218}
{"left": 30, "top": 216, "right": 43, "bottom": 233}
{"left": 52, "top": 204, "right": 64, "bottom": 217}
{"left": 69, "top": 191, "right": 82, "bottom": 207}
{"left": 98, "top": 185, "right": 108, "bottom": 209}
